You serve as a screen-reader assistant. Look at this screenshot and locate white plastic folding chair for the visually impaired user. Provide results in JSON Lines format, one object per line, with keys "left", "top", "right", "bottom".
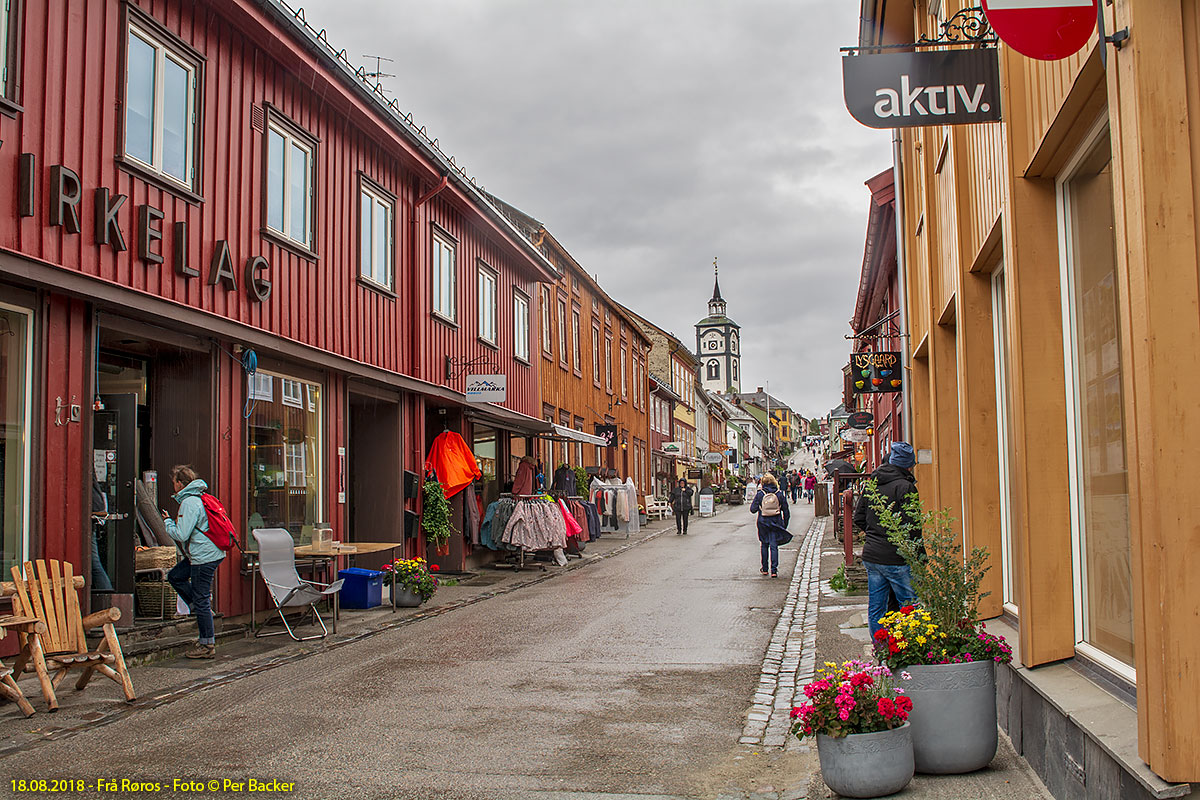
{"left": 251, "top": 528, "right": 343, "bottom": 641}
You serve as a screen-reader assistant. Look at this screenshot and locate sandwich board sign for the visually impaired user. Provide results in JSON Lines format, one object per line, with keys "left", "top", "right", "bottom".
{"left": 982, "top": 0, "right": 1097, "bottom": 61}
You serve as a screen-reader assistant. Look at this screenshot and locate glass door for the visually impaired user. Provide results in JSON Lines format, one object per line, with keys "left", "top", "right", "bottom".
{"left": 95, "top": 393, "right": 139, "bottom": 593}
{"left": 0, "top": 303, "right": 32, "bottom": 578}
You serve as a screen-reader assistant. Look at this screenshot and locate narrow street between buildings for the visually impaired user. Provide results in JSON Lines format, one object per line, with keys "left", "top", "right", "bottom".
{"left": 2, "top": 506, "right": 819, "bottom": 800}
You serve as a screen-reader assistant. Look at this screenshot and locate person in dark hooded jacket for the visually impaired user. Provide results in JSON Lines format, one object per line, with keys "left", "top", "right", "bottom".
{"left": 853, "top": 442, "right": 922, "bottom": 637}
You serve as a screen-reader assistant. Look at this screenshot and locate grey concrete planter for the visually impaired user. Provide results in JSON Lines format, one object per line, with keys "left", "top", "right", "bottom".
{"left": 816, "top": 722, "right": 913, "bottom": 798}
{"left": 390, "top": 586, "right": 423, "bottom": 607}
{"left": 898, "top": 660, "right": 997, "bottom": 774}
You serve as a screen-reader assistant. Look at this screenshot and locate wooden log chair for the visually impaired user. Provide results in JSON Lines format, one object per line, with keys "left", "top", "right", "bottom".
{"left": 3, "top": 561, "right": 136, "bottom": 710}
{"left": 0, "top": 618, "right": 37, "bottom": 717}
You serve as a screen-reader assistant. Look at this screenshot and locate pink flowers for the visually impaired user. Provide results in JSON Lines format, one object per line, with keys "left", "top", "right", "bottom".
{"left": 790, "top": 660, "right": 913, "bottom": 741}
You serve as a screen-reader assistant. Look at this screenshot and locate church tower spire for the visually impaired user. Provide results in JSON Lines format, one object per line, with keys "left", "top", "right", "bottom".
{"left": 709, "top": 258, "right": 727, "bottom": 317}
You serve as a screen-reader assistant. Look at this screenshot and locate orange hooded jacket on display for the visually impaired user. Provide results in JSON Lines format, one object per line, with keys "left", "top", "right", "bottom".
{"left": 423, "top": 431, "right": 482, "bottom": 498}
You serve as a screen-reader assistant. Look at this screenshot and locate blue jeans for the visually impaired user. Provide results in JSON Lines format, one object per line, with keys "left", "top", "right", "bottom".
{"left": 760, "top": 541, "right": 779, "bottom": 574}
{"left": 168, "top": 557, "right": 221, "bottom": 644}
{"left": 864, "top": 561, "right": 917, "bottom": 637}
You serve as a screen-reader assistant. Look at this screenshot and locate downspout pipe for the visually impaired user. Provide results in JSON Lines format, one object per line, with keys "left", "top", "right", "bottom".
{"left": 892, "top": 130, "right": 913, "bottom": 442}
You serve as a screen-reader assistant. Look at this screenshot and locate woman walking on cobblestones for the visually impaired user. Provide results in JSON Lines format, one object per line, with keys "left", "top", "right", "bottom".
{"left": 750, "top": 473, "right": 791, "bottom": 577}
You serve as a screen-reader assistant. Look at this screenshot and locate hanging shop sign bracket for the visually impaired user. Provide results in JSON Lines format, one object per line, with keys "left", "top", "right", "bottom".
{"left": 845, "top": 310, "right": 907, "bottom": 341}
{"left": 445, "top": 354, "right": 498, "bottom": 382}
{"left": 840, "top": 7, "right": 998, "bottom": 55}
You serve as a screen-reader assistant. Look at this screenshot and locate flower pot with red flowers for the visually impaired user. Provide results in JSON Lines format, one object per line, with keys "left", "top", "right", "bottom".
{"left": 380, "top": 557, "right": 439, "bottom": 607}
{"left": 864, "top": 481, "right": 1015, "bottom": 774}
{"left": 791, "top": 660, "right": 914, "bottom": 798}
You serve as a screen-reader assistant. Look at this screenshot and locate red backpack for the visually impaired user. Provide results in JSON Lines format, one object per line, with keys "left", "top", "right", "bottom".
{"left": 200, "top": 493, "right": 241, "bottom": 552}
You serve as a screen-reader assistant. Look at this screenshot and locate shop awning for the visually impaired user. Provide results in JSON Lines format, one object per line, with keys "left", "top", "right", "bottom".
{"left": 463, "top": 404, "right": 554, "bottom": 436}
{"left": 548, "top": 425, "right": 608, "bottom": 446}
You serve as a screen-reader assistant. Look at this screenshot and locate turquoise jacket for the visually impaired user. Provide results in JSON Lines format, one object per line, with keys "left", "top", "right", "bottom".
{"left": 165, "top": 479, "right": 225, "bottom": 565}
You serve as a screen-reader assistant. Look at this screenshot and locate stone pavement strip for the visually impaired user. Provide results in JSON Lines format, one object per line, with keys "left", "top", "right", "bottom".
{"left": 740, "top": 516, "right": 823, "bottom": 749}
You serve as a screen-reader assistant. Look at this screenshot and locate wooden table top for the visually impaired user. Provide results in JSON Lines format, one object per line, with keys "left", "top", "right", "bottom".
{"left": 293, "top": 541, "right": 405, "bottom": 557}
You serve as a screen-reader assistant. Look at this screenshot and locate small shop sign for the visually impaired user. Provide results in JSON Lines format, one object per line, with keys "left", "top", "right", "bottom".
{"left": 847, "top": 411, "right": 874, "bottom": 430}
{"left": 850, "top": 351, "right": 903, "bottom": 394}
{"left": 841, "top": 428, "right": 871, "bottom": 443}
{"left": 595, "top": 424, "right": 619, "bottom": 447}
{"left": 661, "top": 441, "right": 683, "bottom": 455}
{"left": 703, "top": 451, "right": 724, "bottom": 464}
{"left": 842, "top": 48, "right": 1001, "bottom": 129}
{"left": 464, "top": 374, "right": 506, "bottom": 403}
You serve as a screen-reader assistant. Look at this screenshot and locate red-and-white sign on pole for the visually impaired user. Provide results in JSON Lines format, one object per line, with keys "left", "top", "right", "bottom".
{"left": 982, "top": 0, "right": 1097, "bottom": 61}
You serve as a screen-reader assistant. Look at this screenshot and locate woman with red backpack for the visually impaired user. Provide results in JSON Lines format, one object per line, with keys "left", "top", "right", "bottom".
{"left": 162, "top": 465, "right": 225, "bottom": 659}
{"left": 749, "top": 473, "right": 792, "bottom": 577}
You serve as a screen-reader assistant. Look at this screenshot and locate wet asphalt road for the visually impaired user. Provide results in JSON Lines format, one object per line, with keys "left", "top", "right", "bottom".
{"left": 3, "top": 504, "right": 813, "bottom": 800}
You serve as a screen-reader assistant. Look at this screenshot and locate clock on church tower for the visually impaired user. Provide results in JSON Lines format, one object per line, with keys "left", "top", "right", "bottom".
{"left": 695, "top": 260, "right": 742, "bottom": 395}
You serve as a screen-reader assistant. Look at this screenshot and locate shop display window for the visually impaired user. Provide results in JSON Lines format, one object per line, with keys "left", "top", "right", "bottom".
{"left": 0, "top": 304, "right": 31, "bottom": 577}
{"left": 247, "top": 370, "right": 323, "bottom": 544}
{"left": 1060, "top": 125, "right": 1134, "bottom": 672}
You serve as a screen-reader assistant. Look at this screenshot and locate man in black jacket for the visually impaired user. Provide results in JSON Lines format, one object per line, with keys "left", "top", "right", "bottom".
{"left": 670, "top": 479, "right": 694, "bottom": 535}
{"left": 853, "top": 442, "right": 922, "bottom": 637}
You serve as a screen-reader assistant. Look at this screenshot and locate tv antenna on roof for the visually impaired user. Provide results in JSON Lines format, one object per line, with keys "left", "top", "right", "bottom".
{"left": 362, "top": 54, "right": 395, "bottom": 81}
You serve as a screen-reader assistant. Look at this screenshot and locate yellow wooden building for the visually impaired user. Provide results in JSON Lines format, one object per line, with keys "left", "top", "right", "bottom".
{"left": 859, "top": 0, "right": 1200, "bottom": 792}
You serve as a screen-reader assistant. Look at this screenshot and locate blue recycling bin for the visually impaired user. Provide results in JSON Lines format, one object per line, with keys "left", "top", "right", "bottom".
{"left": 337, "top": 567, "right": 383, "bottom": 609}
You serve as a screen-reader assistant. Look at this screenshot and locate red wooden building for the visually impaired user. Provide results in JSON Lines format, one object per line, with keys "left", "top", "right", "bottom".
{"left": 0, "top": 0, "right": 559, "bottom": 631}
{"left": 850, "top": 169, "right": 904, "bottom": 472}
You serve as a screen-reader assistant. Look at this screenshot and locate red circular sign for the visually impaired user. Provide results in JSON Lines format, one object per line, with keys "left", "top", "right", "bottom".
{"left": 982, "top": 0, "right": 1097, "bottom": 61}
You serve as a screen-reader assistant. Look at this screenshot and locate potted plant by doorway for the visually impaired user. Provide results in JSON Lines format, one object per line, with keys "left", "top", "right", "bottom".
{"left": 381, "top": 557, "right": 439, "bottom": 607}
{"left": 864, "top": 481, "right": 1014, "bottom": 774}
{"left": 791, "top": 660, "right": 914, "bottom": 798}
{"left": 421, "top": 478, "right": 454, "bottom": 556}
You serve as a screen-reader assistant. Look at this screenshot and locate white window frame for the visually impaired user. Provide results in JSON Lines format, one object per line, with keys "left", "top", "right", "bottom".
{"left": 605, "top": 336, "right": 613, "bottom": 393}
{"left": 0, "top": 301, "right": 33, "bottom": 569}
{"left": 248, "top": 372, "right": 274, "bottom": 401}
{"left": 513, "top": 292, "right": 530, "bottom": 363}
{"left": 124, "top": 22, "right": 198, "bottom": 189}
{"left": 592, "top": 325, "right": 601, "bottom": 384}
{"left": 285, "top": 441, "right": 306, "bottom": 487}
{"left": 1, "top": 0, "right": 14, "bottom": 98}
{"left": 359, "top": 181, "right": 394, "bottom": 290}
{"left": 620, "top": 345, "right": 628, "bottom": 397}
{"left": 1057, "top": 116, "right": 1136, "bottom": 682}
{"left": 991, "top": 264, "right": 1018, "bottom": 614}
{"left": 306, "top": 384, "right": 317, "bottom": 412}
{"left": 478, "top": 265, "right": 498, "bottom": 345}
{"left": 266, "top": 120, "right": 315, "bottom": 249}
{"left": 281, "top": 378, "right": 303, "bottom": 409}
{"left": 432, "top": 230, "right": 457, "bottom": 322}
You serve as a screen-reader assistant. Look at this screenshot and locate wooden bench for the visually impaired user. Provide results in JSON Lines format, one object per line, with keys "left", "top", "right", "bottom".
{"left": 645, "top": 498, "right": 672, "bottom": 520}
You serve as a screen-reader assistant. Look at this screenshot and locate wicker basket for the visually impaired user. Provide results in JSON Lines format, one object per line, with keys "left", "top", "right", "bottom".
{"left": 135, "top": 579, "right": 178, "bottom": 619}
{"left": 135, "top": 546, "right": 178, "bottom": 571}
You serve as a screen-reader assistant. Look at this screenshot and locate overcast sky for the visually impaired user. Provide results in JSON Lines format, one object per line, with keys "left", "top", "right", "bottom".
{"left": 302, "top": 0, "right": 891, "bottom": 419}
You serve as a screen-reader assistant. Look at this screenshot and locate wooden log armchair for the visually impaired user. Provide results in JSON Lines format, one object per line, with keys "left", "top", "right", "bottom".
{"left": 2, "top": 561, "right": 136, "bottom": 711}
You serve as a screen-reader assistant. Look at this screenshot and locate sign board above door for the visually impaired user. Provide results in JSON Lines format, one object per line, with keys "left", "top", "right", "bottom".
{"left": 843, "top": 48, "right": 1002, "bottom": 129}
{"left": 464, "top": 374, "right": 506, "bottom": 403}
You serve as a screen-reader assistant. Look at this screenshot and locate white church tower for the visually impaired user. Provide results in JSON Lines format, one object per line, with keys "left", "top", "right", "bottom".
{"left": 695, "top": 259, "right": 742, "bottom": 394}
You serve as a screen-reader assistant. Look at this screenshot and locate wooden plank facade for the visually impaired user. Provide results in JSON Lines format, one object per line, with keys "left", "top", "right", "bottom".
{"left": 0, "top": 0, "right": 557, "bottom": 631}
{"left": 863, "top": 0, "right": 1200, "bottom": 785}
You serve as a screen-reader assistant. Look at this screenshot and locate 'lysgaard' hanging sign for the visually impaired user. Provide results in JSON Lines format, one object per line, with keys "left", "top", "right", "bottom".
{"left": 982, "top": 0, "right": 1096, "bottom": 61}
{"left": 842, "top": 48, "right": 1002, "bottom": 129}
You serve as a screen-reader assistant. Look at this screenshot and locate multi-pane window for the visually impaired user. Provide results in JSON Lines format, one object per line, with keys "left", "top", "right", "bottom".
{"left": 266, "top": 121, "right": 315, "bottom": 249}
{"left": 592, "top": 325, "right": 601, "bottom": 384}
{"left": 359, "top": 183, "right": 393, "bottom": 289}
{"left": 285, "top": 442, "right": 305, "bottom": 487}
{"left": 281, "top": 379, "right": 303, "bottom": 409}
{"left": 124, "top": 23, "right": 198, "bottom": 188}
{"left": 248, "top": 373, "right": 274, "bottom": 401}
{"left": 478, "top": 266, "right": 497, "bottom": 344}
{"left": 605, "top": 336, "right": 613, "bottom": 393}
{"left": 620, "top": 346, "right": 628, "bottom": 397}
{"left": 432, "top": 231, "right": 457, "bottom": 321}
{"left": 571, "top": 309, "right": 581, "bottom": 372}
{"left": 513, "top": 292, "right": 530, "bottom": 362}
{"left": 557, "top": 299, "right": 568, "bottom": 364}
{"left": 542, "top": 288, "right": 553, "bottom": 354}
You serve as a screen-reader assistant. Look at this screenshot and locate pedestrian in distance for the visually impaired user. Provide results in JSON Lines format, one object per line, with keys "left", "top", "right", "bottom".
{"left": 745, "top": 476, "right": 759, "bottom": 502}
{"left": 162, "top": 465, "right": 225, "bottom": 659}
{"left": 670, "top": 478, "right": 694, "bottom": 535}
{"left": 788, "top": 471, "right": 800, "bottom": 504}
{"left": 853, "top": 442, "right": 923, "bottom": 638}
{"left": 750, "top": 473, "right": 792, "bottom": 577}
{"left": 804, "top": 471, "right": 817, "bottom": 503}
